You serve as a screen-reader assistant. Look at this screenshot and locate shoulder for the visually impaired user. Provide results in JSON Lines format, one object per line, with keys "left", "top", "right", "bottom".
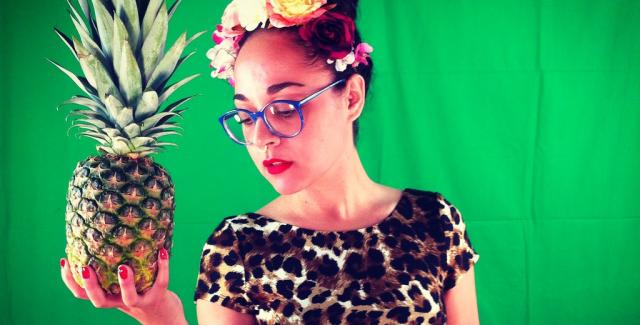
{"left": 401, "top": 188, "right": 469, "bottom": 237}
{"left": 208, "top": 213, "right": 260, "bottom": 233}
{"left": 201, "top": 214, "right": 256, "bottom": 246}
{"left": 404, "top": 189, "right": 479, "bottom": 263}
{"left": 201, "top": 212, "right": 283, "bottom": 253}
{"left": 403, "top": 187, "right": 455, "bottom": 213}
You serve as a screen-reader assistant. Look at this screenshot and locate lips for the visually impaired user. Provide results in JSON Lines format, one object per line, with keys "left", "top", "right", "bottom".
{"left": 263, "top": 159, "right": 293, "bottom": 175}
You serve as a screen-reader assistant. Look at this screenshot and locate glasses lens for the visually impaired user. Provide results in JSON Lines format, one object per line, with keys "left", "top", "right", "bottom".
{"left": 223, "top": 110, "right": 252, "bottom": 144}
{"left": 222, "top": 103, "right": 301, "bottom": 144}
{"left": 265, "top": 102, "right": 301, "bottom": 137}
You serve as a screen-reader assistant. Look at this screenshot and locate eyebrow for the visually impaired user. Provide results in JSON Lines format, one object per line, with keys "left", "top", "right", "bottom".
{"left": 233, "top": 81, "right": 306, "bottom": 101}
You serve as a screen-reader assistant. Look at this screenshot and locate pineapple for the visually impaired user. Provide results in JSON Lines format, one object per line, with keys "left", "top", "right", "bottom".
{"left": 49, "top": 0, "right": 204, "bottom": 294}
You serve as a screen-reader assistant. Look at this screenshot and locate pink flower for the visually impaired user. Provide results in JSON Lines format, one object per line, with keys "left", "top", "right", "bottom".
{"left": 213, "top": 24, "right": 245, "bottom": 46}
{"left": 212, "top": 25, "right": 225, "bottom": 44}
{"left": 353, "top": 42, "right": 373, "bottom": 67}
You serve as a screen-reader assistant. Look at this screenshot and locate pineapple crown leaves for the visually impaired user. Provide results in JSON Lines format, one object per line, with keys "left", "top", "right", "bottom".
{"left": 49, "top": 0, "right": 206, "bottom": 157}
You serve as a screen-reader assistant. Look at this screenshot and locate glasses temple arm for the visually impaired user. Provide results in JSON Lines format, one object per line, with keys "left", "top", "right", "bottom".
{"left": 299, "top": 79, "right": 346, "bottom": 105}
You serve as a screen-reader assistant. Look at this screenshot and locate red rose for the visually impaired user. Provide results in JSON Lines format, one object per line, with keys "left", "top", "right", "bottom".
{"left": 298, "top": 11, "right": 355, "bottom": 60}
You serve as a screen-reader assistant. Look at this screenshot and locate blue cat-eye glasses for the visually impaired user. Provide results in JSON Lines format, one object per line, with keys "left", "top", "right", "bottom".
{"left": 218, "top": 79, "right": 346, "bottom": 145}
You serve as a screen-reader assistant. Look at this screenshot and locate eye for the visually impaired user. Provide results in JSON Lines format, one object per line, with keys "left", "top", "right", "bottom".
{"left": 276, "top": 110, "right": 294, "bottom": 117}
{"left": 233, "top": 112, "right": 254, "bottom": 125}
{"left": 269, "top": 103, "right": 297, "bottom": 119}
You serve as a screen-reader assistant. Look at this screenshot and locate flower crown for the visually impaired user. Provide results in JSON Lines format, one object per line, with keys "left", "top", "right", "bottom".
{"left": 207, "top": 0, "right": 373, "bottom": 86}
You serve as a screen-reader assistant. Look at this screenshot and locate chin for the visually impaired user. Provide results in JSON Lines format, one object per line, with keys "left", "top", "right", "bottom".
{"left": 269, "top": 181, "right": 302, "bottom": 196}
{"left": 272, "top": 187, "right": 297, "bottom": 196}
{"left": 266, "top": 172, "right": 310, "bottom": 196}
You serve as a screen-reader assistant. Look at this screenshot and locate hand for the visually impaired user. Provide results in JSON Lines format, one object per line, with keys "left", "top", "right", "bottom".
{"left": 60, "top": 248, "right": 188, "bottom": 325}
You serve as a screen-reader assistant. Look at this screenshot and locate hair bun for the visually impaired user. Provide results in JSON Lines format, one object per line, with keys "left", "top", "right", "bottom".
{"left": 331, "top": 0, "right": 359, "bottom": 20}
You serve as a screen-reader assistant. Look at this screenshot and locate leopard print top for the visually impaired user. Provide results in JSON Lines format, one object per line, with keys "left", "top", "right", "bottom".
{"left": 194, "top": 188, "right": 479, "bottom": 324}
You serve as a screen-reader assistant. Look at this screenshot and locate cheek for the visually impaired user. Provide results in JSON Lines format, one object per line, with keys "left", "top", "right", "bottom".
{"left": 298, "top": 109, "right": 331, "bottom": 146}
{"left": 296, "top": 107, "right": 347, "bottom": 157}
{"left": 303, "top": 96, "right": 345, "bottom": 129}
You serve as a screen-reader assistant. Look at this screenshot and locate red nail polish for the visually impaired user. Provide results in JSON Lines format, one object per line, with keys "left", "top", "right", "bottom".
{"left": 118, "top": 265, "right": 128, "bottom": 280}
{"left": 160, "top": 248, "right": 168, "bottom": 260}
{"left": 81, "top": 266, "right": 90, "bottom": 279}
{"left": 60, "top": 259, "right": 65, "bottom": 268}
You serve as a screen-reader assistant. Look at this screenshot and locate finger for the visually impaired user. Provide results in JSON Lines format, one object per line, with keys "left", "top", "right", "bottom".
{"left": 155, "top": 247, "right": 170, "bottom": 290}
{"left": 81, "top": 265, "right": 122, "bottom": 309}
{"left": 148, "top": 247, "right": 170, "bottom": 297}
{"left": 117, "top": 264, "right": 140, "bottom": 308}
{"left": 60, "top": 258, "right": 89, "bottom": 300}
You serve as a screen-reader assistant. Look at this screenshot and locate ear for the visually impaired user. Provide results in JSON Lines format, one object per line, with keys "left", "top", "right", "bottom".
{"left": 343, "top": 74, "right": 366, "bottom": 122}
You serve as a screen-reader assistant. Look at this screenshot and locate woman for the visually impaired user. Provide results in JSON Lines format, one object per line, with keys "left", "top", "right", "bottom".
{"left": 60, "top": 0, "right": 480, "bottom": 324}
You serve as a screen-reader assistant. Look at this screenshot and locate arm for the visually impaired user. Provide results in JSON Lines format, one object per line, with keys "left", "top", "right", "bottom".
{"left": 443, "top": 265, "right": 480, "bottom": 325}
{"left": 197, "top": 300, "right": 256, "bottom": 325}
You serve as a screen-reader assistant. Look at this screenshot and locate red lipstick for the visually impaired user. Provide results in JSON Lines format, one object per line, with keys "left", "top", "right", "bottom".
{"left": 263, "top": 159, "right": 293, "bottom": 175}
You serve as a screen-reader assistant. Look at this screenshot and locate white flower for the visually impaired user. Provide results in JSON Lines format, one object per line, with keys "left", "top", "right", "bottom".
{"left": 220, "top": 1, "right": 240, "bottom": 30}
{"left": 211, "top": 65, "right": 234, "bottom": 81}
{"left": 207, "top": 40, "right": 236, "bottom": 66}
{"left": 234, "top": 0, "right": 268, "bottom": 31}
{"left": 327, "top": 51, "right": 356, "bottom": 72}
{"left": 207, "top": 38, "right": 237, "bottom": 80}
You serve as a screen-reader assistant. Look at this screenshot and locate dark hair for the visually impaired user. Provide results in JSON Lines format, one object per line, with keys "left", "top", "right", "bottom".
{"left": 237, "top": 0, "right": 373, "bottom": 147}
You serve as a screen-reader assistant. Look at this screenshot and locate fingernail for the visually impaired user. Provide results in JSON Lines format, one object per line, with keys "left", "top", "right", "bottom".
{"left": 60, "top": 259, "right": 65, "bottom": 268}
{"left": 118, "top": 265, "right": 128, "bottom": 280}
{"left": 160, "top": 248, "right": 168, "bottom": 260}
{"left": 81, "top": 266, "right": 90, "bottom": 279}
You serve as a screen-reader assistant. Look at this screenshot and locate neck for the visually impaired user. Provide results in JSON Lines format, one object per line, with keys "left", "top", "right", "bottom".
{"left": 284, "top": 144, "right": 385, "bottom": 224}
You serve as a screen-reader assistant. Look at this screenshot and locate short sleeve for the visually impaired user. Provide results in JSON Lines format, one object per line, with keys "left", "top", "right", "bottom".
{"left": 193, "top": 218, "right": 255, "bottom": 315}
{"left": 437, "top": 195, "right": 480, "bottom": 292}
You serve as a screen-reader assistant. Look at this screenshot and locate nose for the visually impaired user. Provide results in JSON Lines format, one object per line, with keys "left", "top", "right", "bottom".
{"left": 248, "top": 116, "right": 279, "bottom": 148}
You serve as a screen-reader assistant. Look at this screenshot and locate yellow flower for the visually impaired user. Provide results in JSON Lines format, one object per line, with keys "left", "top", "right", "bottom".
{"left": 268, "top": 0, "right": 327, "bottom": 27}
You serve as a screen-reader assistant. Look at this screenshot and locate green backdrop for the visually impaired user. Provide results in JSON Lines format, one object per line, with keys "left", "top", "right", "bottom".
{"left": 1, "top": 0, "right": 639, "bottom": 324}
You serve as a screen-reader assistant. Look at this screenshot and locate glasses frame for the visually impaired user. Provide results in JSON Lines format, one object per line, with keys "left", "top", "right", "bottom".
{"left": 218, "top": 78, "right": 347, "bottom": 145}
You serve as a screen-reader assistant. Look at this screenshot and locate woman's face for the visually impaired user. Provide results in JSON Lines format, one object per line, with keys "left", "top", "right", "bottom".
{"left": 233, "top": 30, "right": 354, "bottom": 195}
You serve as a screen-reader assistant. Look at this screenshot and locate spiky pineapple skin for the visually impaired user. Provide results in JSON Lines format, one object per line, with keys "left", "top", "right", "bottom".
{"left": 65, "top": 154, "right": 175, "bottom": 295}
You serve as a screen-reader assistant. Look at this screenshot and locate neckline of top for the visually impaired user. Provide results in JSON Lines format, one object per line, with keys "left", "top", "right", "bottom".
{"left": 248, "top": 188, "right": 408, "bottom": 233}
